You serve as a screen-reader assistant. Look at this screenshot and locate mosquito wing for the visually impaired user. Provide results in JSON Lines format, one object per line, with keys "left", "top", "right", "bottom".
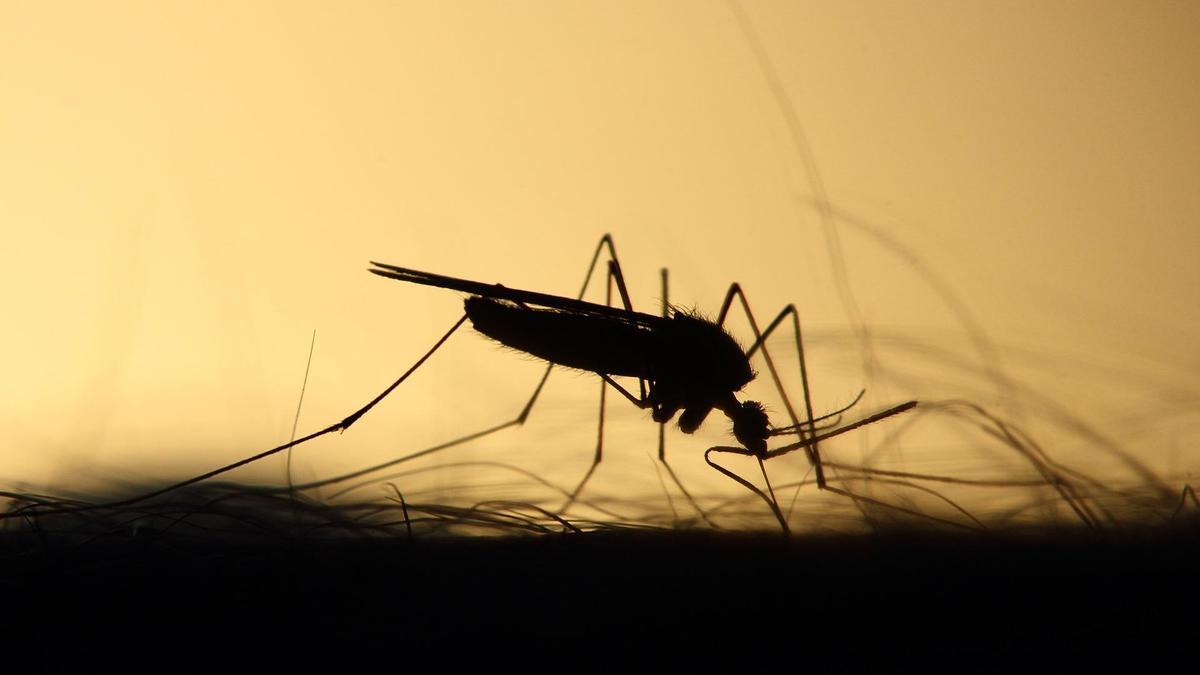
{"left": 369, "top": 261, "right": 665, "bottom": 327}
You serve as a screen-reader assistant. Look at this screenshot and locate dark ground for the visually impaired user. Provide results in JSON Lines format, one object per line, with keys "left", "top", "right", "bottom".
{"left": 1, "top": 525, "right": 1195, "bottom": 673}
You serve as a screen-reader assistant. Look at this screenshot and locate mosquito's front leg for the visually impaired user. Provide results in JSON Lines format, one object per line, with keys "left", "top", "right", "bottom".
{"left": 717, "top": 285, "right": 824, "bottom": 487}
{"left": 297, "top": 235, "right": 648, "bottom": 515}
{"left": 696, "top": 282, "right": 840, "bottom": 531}
{"left": 1, "top": 312, "right": 475, "bottom": 521}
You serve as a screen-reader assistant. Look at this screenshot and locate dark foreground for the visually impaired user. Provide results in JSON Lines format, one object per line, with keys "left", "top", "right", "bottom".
{"left": 2, "top": 526, "right": 1196, "bottom": 673}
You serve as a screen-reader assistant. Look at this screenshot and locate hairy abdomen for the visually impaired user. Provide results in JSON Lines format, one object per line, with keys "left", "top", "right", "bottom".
{"left": 465, "top": 297, "right": 652, "bottom": 377}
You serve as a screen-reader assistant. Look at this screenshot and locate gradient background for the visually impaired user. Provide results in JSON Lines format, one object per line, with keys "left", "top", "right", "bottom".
{"left": 2, "top": 1, "right": 1197, "bottom": 530}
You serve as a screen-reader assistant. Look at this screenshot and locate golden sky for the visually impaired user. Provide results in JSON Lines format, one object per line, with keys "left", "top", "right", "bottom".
{"left": 2, "top": 1, "right": 1197, "bottom": 528}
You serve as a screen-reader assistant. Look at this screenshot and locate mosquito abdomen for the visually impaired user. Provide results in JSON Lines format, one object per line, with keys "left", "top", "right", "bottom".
{"left": 465, "top": 297, "right": 652, "bottom": 378}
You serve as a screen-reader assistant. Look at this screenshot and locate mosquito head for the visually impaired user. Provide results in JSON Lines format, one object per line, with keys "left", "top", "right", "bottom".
{"left": 719, "top": 397, "right": 769, "bottom": 457}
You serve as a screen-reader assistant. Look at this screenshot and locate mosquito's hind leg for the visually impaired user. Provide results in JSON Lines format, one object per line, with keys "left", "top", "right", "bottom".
{"left": 315, "top": 235, "right": 638, "bottom": 517}
{"left": 26, "top": 239, "right": 642, "bottom": 524}
{"left": 302, "top": 236, "right": 643, "bottom": 516}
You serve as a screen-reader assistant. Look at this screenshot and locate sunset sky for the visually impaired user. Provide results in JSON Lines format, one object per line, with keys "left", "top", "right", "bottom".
{"left": 2, "top": 1, "right": 1196, "bottom": 529}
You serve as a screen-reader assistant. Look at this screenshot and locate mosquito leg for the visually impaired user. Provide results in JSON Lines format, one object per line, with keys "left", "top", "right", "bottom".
{"left": 504, "top": 230, "right": 648, "bottom": 429}
{"left": 411, "top": 234, "right": 640, "bottom": 517}
{"left": 585, "top": 236, "right": 652, "bottom": 399}
{"left": 562, "top": 252, "right": 718, "bottom": 526}
{"left": 642, "top": 267, "right": 718, "bottom": 528}
{"left": 699, "top": 283, "right": 828, "bottom": 531}
{"left": 717, "top": 285, "right": 824, "bottom": 488}
{"left": 505, "top": 234, "right": 644, "bottom": 430}
{"left": 338, "top": 315, "right": 468, "bottom": 430}
{"left": 559, "top": 237, "right": 716, "bottom": 516}
{"left": 560, "top": 257, "right": 632, "bottom": 513}
{"left": 0, "top": 314, "right": 472, "bottom": 521}
{"left": 561, "top": 262, "right": 718, "bottom": 526}
{"left": 658, "top": 267, "right": 669, "bottom": 460}
{"left": 721, "top": 290, "right": 935, "bottom": 530}
{"left": 714, "top": 290, "right": 923, "bottom": 531}
{"left": 705, "top": 447, "right": 790, "bottom": 533}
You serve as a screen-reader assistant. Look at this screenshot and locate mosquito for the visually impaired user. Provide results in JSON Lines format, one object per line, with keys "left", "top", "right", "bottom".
{"left": 353, "top": 235, "right": 916, "bottom": 529}
{"left": 0, "top": 235, "right": 913, "bottom": 531}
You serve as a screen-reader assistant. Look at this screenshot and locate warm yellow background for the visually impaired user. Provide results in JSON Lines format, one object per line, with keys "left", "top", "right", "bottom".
{"left": 2, "top": 1, "right": 1196, "bottom": 526}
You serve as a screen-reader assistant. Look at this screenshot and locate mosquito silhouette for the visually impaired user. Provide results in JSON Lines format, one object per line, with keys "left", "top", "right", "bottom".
{"left": 353, "top": 235, "right": 916, "bottom": 529}
{"left": 0, "top": 234, "right": 914, "bottom": 530}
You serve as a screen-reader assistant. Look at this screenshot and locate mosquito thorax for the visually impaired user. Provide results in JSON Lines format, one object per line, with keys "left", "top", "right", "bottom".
{"left": 660, "top": 311, "right": 755, "bottom": 393}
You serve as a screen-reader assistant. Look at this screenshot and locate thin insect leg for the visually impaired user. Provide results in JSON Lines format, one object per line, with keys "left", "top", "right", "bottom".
{"left": 338, "top": 315, "right": 470, "bottom": 430}
{"left": 594, "top": 368, "right": 728, "bottom": 523}
{"left": 531, "top": 234, "right": 648, "bottom": 516}
{"left": 709, "top": 286, "right": 817, "bottom": 529}
{"left": 652, "top": 267, "right": 718, "bottom": 527}
{"left": 557, "top": 244, "right": 714, "bottom": 527}
{"left": 711, "top": 287, "right": 917, "bottom": 529}
{"left": 559, "top": 261, "right": 625, "bottom": 513}
{"left": 586, "top": 236, "right": 636, "bottom": 313}
{"left": 503, "top": 233, "right": 645, "bottom": 430}
{"left": 704, "top": 448, "right": 789, "bottom": 533}
{"left": 717, "top": 285, "right": 823, "bottom": 487}
{"left": 0, "top": 315, "right": 470, "bottom": 521}
{"left": 658, "top": 267, "right": 668, "bottom": 458}
{"left": 578, "top": 235, "right": 650, "bottom": 407}
{"left": 564, "top": 259, "right": 718, "bottom": 525}
{"left": 558, "top": 243, "right": 668, "bottom": 511}
{"left": 596, "top": 375, "right": 646, "bottom": 407}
